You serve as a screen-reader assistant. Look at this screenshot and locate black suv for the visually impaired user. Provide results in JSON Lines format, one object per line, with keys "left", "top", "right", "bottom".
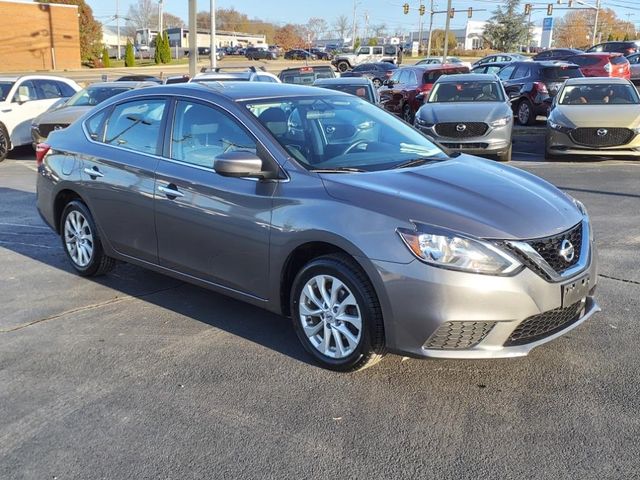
{"left": 586, "top": 41, "right": 639, "bottom": 56}
{"left": 245, "top": 47, "right": 277, "bottom": 60}
{"left": 341, "top": 62, "right": 399, "bottom": 87}
{"left": 497, "top": 61, "right": 583, "bottom": 125}
{"left": 532, "top": 48, "right": 583, "bottom": 61}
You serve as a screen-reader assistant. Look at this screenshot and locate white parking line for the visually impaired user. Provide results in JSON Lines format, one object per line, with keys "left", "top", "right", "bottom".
{"left": 0, "top": 222, "right": 49, "bottom": 230}
{"left": 0, "top": 239, "right": 55, "bottom": 249}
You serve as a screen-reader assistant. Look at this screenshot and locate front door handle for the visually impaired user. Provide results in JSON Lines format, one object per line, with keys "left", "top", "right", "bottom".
{"left": 158, "top": 184, "right": 184, "bottom": 198}
{"left": 83, "top": 167, "right": 104, "bottom": 178}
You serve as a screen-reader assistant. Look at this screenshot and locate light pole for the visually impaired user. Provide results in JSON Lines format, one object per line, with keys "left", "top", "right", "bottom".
{"left": 351, "top": 0, "right": 358, "bottom": 50}
{"left": 210, "top": 0, "right": 217, "bottom": 69}
{"left": 426, "top": 0, "right": 434, "bottom": 57}
{"left": 116, "top": 0, "right": 121, "bottom": 60}
{"left": 418, "top": 0, "right": 424, "bottom": 55}
{"left": 442, "top": 0, "right": 452, "bottom": 62}
{"left": 158, "top": 0, "right": 163, "bottom": 34}
{"left": 188, "top": 0, "right": 197, "bottom": 77}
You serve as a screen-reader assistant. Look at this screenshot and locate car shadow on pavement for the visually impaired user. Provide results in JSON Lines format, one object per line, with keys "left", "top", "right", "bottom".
{"left": 0, "top": 186, "right": 314, "bottom": 366}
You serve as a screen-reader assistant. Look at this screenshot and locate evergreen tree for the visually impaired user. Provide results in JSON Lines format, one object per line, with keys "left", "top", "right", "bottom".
{"left": 161, "top": 31, "right": 172, "bottom": 63}
{"left": 125, "top": 40, "right": 135, "bottom": 67}
{"left": 483, "top": 0, "right": 530, "bottom": 52}
{"left": 154, "top": 34, "right": 163, "bottom": 64}
{"left": 101, "top": 47, "right": 110, "bottom": 67}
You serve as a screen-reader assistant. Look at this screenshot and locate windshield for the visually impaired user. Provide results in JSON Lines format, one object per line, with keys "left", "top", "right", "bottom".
{"left": 428, "top": 81, "right": 504, "bottom": 102}
{"left": 0, "top": 81, "right": 14, "bottom": 101}
{"left": 317, "top": 84, "right": 375, "bottom": 103}
{"left": 66, "top": 86, "right": 132, "bottom": 107}
{"left": 245, "top": 95, "right": 446, "bottom": 172}
{"left": 558, "top": 83, "right": 640, "bottom": 105}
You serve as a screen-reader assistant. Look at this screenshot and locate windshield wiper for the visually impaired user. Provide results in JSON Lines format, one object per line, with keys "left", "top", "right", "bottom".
{"left": 392, "top": 157, "right": 440, "bottom": 169}
{"left": 310, "top": 167, "right": 367, "bottom": 173}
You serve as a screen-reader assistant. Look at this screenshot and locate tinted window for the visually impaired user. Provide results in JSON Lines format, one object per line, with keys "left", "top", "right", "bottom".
{"left": 67, "top": 86, "right": 132, "bottom": 106}
{"left": 35, "top": 80, "right": 63, "bottom": 99}
{"left": 318, "top": 84, "right": 375, "bottom": 103}
{"left": 353, "top": 64, "right": 371, "bottom": 72}
{"left": 85, "top": 109, "right": 108, "bottom": 141}
{"left": 628, "top": 54, "right": 640, "bottom": 64}
{"left": 57, "top": 81, "right": 76, "bottom": 97}
{"left": 372, "top": 47, "right": 383, "bottom": 55}
{"left": 611, "top": 56, "right": 628, "bottom": 65}
{"left": 104, "top": 99, "right": 166, "bottom": 154}
{"left": 0, "top": 81, "right": 14, "bottom": 101}
{"left": 512, "top": 65, "right": 530, "bottom": 78}
{"left": 541, "top": 66, "right": 582, "bottom": 80}
{"left": 498, "top": 65, "right": 516, "bottom": 80}
{"left": 170, "top": 100, "right": 256, "bottom": 168}
{"left": 383, "top": 45, "right": 397, "bottom": 55}
{"left": 357, "top": 47, "right": 370, "bottom": 55}
{"left": 569, "top": 56, "right": 600, "bottom": 67}
{"left": 535, "top": 51, "right": 551, "bottom": 59}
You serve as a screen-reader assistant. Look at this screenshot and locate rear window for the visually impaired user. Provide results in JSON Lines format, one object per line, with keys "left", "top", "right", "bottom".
{"left": 423, "top": 68, "right": 466, "bottom": 83}
{"left": 611, "top": 56, "right": 628, "bottom": 65}
{"left": 280, "top": 68, "right": 335, "bottom": 84}
{"left": 569, "top": 56, "right": 600, "bottom": 67}
{"left": 318, "top": 84, "right": 375, "bottom": 103}
{"left": 0, "top": 81, "right": 14, "bottom": 101}
{"left": 541, "top": 66, "right": 583, "bottom": 80}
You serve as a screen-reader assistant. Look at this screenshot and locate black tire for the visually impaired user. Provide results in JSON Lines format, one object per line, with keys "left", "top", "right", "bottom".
{"left": 497, "top": 144, "right": 512, "bottom": 162}
{"left": 0, "top": 123, "right": 9, "bottom": 162}
{"left": 290, "top": 253, "right": 386, "bottom": 372}
{"left": 402, "top": 103, "right": 414, "bottom": 124}
{"left": 60, "top": 200, "right": 115, "bottom": 277}
{"left": 337, "top": 61, "right": 350, "bottom": 73}
{"left": 516, "top": 99, "right": 536, "bottom": 126}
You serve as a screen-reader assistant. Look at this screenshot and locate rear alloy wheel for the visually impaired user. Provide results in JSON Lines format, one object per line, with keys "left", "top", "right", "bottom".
{"left": 60, "top": 201, "right": 115, "bottom": 276}
{"left": 497, "top": 144, "right": 512, "bottom": 162}
{"left": 402, "top": 104, "right": 414, "bottom": 124}
{"left": 337, "top": 61, "right": 350, "bottom": 73}
{"left": 516, "top": 100, "right": 535, "bottom": 126}
{"left": 291, "top": 254, "right": 385, "bottom": 371}
{"left": 0, "top": 124, "right": 9, "bottom": 162}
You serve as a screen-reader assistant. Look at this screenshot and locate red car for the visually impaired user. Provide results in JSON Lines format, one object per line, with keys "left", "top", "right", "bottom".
{"left": 379, "top": 64, "right": 469, "bottom": 123}
{"left": 567, "top": 53, "right": 630, "bottom": 79}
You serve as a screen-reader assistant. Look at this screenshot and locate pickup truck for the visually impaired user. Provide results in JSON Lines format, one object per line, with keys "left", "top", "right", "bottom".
{"left": 331, "top": 45, "right": 398, "bottom": 73}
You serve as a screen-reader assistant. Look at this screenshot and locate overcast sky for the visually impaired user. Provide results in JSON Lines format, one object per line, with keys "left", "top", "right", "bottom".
{"left": 86, "top": 0, "right": 638, "bottom": 34}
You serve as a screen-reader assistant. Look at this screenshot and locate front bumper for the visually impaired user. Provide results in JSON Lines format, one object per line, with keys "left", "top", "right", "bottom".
{"left": 547, "top": 129, "right": 640, "bottom": 157}
{"left": 417, "top": 124, "right": 512, "bottom": 155}
{"left": 369, "top": 236, "right": 598, "bottom": 359}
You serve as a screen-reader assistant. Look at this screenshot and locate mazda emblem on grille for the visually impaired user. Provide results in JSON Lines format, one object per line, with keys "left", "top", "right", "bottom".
{"left": 596, "top": 128, "right": 608, "bottom": 137}
{"left": 456, "top": 124, "right": 466, "bottom": 132}
{"left": 559, "top": 239, "right": 575, "bottom": 262}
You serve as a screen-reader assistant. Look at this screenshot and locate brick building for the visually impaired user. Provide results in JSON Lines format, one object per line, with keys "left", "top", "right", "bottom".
{"left": 0, "top": 0, "right": 81, "bottom": 72}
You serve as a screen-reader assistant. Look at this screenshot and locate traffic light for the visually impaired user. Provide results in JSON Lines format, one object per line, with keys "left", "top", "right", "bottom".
{"left": 524, "top": 3, "right": 531, "bottom": 15}
{"left": 449, "top": 7, "right": 455, "bottom": 18}
{"left": 419, "top": 4, "right": 426, "bottom": 16}
{"left": 467, "top": 7, "right": 472, "bottom": 18}
{"left": 547, "top": 4, "right": 553, "bottom": 15}
{"left": 403, "top": 3, "right": 409, "bottom": 14}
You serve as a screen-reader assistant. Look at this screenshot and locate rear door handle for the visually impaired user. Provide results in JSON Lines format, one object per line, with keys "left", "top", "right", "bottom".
{"left": 83, "top": 167, "right": 104, "bottom": 178}
{"left": 158, "top": 184, "right": 184, "bottom": 198}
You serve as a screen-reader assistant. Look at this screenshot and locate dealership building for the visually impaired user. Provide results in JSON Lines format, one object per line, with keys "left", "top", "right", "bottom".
{"left": 0, "top": 0, "right": 80, "bottom": 72}
{"left": 135, "top": 28, "right": 267, "bottom": 50}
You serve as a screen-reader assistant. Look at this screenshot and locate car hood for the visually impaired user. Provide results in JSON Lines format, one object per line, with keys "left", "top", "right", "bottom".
{"left": 34, "top": 106, "right": 91, "bottom": 126}
{"left": 417, "top": 102, "right": 512, "bottom": 123}
{"left": 554, "top": 105, "right": 640, "bottom": 128}
{"left": 320, "top": 155, "right": 581, "bottom": 240}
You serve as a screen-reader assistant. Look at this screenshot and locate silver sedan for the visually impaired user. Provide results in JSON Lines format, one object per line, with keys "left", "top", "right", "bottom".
{"left": 414, "top": 74, "right": 514, "bottom": 161}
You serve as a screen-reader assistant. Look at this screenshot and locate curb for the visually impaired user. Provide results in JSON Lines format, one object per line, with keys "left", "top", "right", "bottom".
{"left": 513, "top": 126, "right": 546, "bottom": 136}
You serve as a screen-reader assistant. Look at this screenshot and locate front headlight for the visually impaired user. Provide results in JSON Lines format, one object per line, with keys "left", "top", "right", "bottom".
{"left": 414, "top": 116, "right": 433, "bottom": 128}
{"left": 571, "top": 197, "right": 588, "bottom": 216}
{"left": 490, "top": 116, "right": 511, "bottom": 127}
{"left": 548, "top": 119, "right": 571, "bottom": 133}
{"left": 397, "top": 226, "right": 522, "bottom": 275}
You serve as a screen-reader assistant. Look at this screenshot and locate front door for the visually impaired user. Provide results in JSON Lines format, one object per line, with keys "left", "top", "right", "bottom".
{"left": 154, "top": 99, "right": 274, "bottom": 299}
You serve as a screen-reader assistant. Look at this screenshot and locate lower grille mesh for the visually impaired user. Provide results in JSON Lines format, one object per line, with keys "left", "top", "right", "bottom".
{"left": 505, "top": 301, "right": 585, "bottom": 346}
{"left": 425, "top": 321, "right": 495, "bottom": 350}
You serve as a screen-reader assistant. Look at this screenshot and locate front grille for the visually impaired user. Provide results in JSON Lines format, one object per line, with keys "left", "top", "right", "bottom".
{"left": 440, "top": 142, "right": 489, "bottom": 149}
{"left": 424, "top": 321, "right": 495, "bottom": 350}
{"left": 37, "top": 123, "right": 69, "bottom": 138}
{"left": 505, "top": 301, "right": 585, "bottom": 346}
{"left": 527, "top": 222, "right": 582, "bottom": 273}
{"left": 435, "top": 122, "right": 488, "bottom": 138}
{"left": 569, "top": 127, "right": 634, "bottom": 147}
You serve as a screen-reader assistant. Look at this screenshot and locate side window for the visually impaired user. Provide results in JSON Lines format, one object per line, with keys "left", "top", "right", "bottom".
{"left": 372, "top": 47, "right": 383, "bottom": 55}
{"left": 390, "top": 70, "right": 402, "bottom": 82}
{"left": 256, "top": 75, "right": 277, "bottom": 83}
{"left": 85, "top": 109, "right": 109, "bottom": 141}
{"left": 104, "top": 99, "right": 166, "bottom": 155}
{"left": 357, "top": 47, "right": 370, "bottom": 55}
{"left": 536, "top": 51, "right": 550, "bottom": 59}
{"left": 170, "top": 100, "right": 257, "bottom": 169}
{"left": 498, "top": 65, "right": 516, "bottom": 81}
{"left": 13, "top": 80, "right": 37, "bottom": 102}
{"left": 512, "top": 65, "right": 530, "bottom": 79}
{"left": 35, "top": 80, "right": 63, "bottom": 99}
{"left": 353, "top": 64, "right": 369, "bottom": 72}
{"left": 399, "top": 70, "right": 411, "bottom": 84}
{"left": 56, "top": 81, "right": 76, "bottom": 97}
{"left": 408, "top": 71, "right": 417, "bottom": 85}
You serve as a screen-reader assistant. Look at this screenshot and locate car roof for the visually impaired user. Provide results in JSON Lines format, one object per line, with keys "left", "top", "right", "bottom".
{"left": 569, "top": 52, "right": 622, "bottom": 57}
{"left": 87, "top": 81, "right": 156, "bottom": 88}
{"left": 564, "top": 77, "right": 631, "bottom": 85}
{"left": 0, "top": 75, "right": 75, "bottom": 83}
{"left": 437, "top": 73, "right": 498, "bottom": 82}
{"left": 313, "top": 77, "right": 371, "bottom": 85}
{"left": 405, "top": 64, "right": 465, "bottom": 71}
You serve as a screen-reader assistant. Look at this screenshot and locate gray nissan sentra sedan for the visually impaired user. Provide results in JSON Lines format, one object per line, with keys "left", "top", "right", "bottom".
{"left": 35, "top": 82, "right": 599, "bottom": 371}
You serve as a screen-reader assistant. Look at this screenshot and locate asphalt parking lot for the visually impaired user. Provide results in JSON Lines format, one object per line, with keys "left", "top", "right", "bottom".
{"left": 1, "top": 140, "right": 640, "bottom": 479}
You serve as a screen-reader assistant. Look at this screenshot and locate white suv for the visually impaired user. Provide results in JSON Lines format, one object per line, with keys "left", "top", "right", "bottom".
{"left": 0, "top": 75, "right": 80, "bottom": 161}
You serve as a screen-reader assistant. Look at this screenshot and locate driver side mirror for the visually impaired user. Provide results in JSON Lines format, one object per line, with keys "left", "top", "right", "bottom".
{"left": 507, "top": 90, "right": 520, "bottom": 101}
{"left": 214, "top": 151, "right": 270, "bottom": 179}
{"left": 13, "top": 85, "right": 32, "bottom": 104}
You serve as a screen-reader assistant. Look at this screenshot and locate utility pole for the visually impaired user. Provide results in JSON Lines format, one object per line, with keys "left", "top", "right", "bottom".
{"left": 526, "top": 8, "right": 532, "bottom": 53}
{"left": 364, "top": 11, "right": 369, "bottom": 44}
{"left": 418, "top": 0, "right": 424, "bottom": 55}
{"left": 116, "top": 0, "right": 121, "bottom": 60}
{"left": 442, "top": 0, "right": 452, "bottom": 62}
{"left": 591, "top": 0, "right": 600, "bottom": 45}
{"left": 158, "top": 0, "right": 163, "bottom": 35}
{"left": 188, "top": 0, "right": 197, "bottom": 77}
{"left": 210, "top": 0, "right": 217, "bottom": 69}
{"left": 351, "top": 0, "right": 357, "bottom": 50}
{"left": 426, "top": 0, "right": 434, "bottom": 57}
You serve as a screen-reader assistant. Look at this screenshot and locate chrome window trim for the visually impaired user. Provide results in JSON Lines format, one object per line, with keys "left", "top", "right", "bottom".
{"left": 506, "top": 218, "right": 590, "bottom": 283}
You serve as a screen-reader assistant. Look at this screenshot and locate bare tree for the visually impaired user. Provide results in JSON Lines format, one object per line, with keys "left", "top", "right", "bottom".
{"left": 126, "top": 0, "right": 156, "bottom": 30}
{"left": 334, "top": 15, "right": 349, "bottom": 41}
{"left": 373, "top": 23, "right": 387, "bottom": 38}
{"left": 307, "top": 17, "right": 329, "bottom": 43}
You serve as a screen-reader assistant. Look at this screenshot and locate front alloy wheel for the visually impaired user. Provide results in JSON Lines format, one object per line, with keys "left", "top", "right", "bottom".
{"left": 516, "top": 100, "right": 534, "bottom": 126}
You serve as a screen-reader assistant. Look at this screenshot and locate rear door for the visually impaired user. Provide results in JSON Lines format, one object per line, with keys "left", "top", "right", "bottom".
{"left": 80, "top": 97, "right": 168, "bottom": 263}
{"left": 153, "top": 98, "right": 275, "bottom": 299}
{"left": 502, "top": 64, "right": 530, "bottom": 98}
